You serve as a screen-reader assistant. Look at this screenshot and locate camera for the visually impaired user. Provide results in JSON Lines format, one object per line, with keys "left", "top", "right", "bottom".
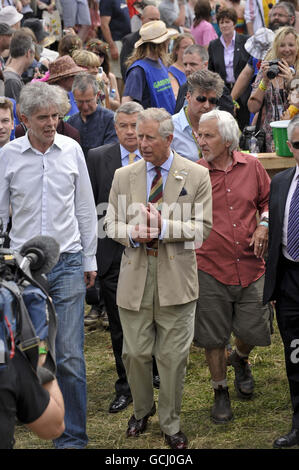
{"left": 267, "top": 59, "right": 281, "bottom": 79}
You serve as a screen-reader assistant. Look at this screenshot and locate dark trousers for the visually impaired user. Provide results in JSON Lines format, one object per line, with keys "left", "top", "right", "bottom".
{"left": 275, "top": 257, "right": 299, "bottom": 429}
{"left": 99, "top": 260, "right": 131, "bottom": 398}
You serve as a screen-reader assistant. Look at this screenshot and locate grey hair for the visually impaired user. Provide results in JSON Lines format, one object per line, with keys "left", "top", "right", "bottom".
{"left": 274, "top": 2, "right": 295, "bottom": 19}
{"left": 187, "top": 69, "right": 224, "bottom": 99}
{"left": 136, "top": 107, "right": 174, "bottom": 139}
{"left": 199, "top": 109, "right": 240, "bottom": 153}
{"left": 72, "top": 72, "right": 99, "bottom": 95}
{"left": 287, "top": 114, "right": 299, "bottom": 140}
{"left": 19, "top": 81, "right": 66, "bottom": 117}
{"left": 114, "top": 101, "right": 144, "bottom": 123}
{"left": 183, "top": 44, "right": 209, "bottom": 63}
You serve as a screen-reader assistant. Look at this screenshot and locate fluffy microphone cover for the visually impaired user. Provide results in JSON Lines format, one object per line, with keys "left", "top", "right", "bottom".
{"left": 20, "top": 236, "right": 60, "bottom": 275}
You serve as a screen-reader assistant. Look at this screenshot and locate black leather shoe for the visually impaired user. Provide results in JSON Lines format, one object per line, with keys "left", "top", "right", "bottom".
{"left": 273, "top": 428, "right": 299, "bottom": 448}
{"left": 164, "top": 431, "right": 188, "bottom": 449}
{"left": 109, "top": 395, "right": 132, "bottom": 413}
{"left": 153, "top": 374, "right": 160, "bottom": 389}
{"left": 126, "top": 403, "right": 156, "bottom": 437}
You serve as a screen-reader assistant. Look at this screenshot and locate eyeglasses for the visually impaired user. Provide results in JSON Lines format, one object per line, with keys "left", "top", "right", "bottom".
{"left": 196, "top": 95, "right": 218, "bottom": 105}
{"left": 291, "top": 141, "right": 299, "bottom": 149}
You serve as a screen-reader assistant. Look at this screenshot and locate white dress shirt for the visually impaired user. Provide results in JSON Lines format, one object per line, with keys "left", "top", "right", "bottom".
{"left": 0, "top": 132, "right": 97, "bottom": 271}
{"left": 282, "top": 164, "right": 299, "bottom": 262}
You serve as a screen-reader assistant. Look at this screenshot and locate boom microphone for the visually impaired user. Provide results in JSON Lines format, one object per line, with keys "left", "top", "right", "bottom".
{"left": 20, "top": 236, "right": 60, "bottom": 275}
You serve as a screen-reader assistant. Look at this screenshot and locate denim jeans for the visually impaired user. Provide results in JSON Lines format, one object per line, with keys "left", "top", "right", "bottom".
{"left": 47, "top": 252, "right": 87, "bottom": 448}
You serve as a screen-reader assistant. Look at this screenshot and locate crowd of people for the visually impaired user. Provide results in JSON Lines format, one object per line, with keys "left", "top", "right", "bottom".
{"left": 0, "top": 0, "right": 298, "bottom": 452}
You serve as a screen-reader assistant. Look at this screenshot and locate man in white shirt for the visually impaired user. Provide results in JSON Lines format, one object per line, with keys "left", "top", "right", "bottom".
{"left": 0, "top": 81, "right": 98, "bottom": 449}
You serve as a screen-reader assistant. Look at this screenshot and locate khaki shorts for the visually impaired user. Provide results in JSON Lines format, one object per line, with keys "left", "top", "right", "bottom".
{"left": 195, "top": 270, "right": 272, "bottom": 349}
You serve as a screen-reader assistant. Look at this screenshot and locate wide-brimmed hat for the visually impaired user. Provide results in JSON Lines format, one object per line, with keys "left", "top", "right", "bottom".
{"left": 245, "top": 27, "right": 275, "bottom": 60}
{"left": 135, "top": 20, "right": 178, "bottom": 48}
{"left": 0, "top": 22, "right": 14, "bottom": 35}
{"left": 47, "top": 55, "right": 85, "bottom": 83}
{"left": 23, "top": 18, "right": 56, "bottom": 47}
{"left": 0, "top": 6, "right": 23, "bottom": 26}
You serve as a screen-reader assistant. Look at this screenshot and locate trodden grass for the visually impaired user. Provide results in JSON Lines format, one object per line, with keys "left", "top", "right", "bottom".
{"left": 14, "top": 315, "right": 295, "bottom": 449}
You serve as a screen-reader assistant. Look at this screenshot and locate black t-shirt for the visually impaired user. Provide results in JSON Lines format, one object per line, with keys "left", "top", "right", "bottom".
{"left": 0, "top": 349, "right": 50, "bottom": 449}
{"left": 99, "top": 0, "right": 131, "bottom": 41}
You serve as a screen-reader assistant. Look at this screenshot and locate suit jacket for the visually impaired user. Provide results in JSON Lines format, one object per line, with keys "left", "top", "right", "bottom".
{"left": 263, "top": 167, "right": 297, "bottom": 303}
{"left": 174, "top": 81, "right": 235, "bottom": 115}
{"left": 87, "top": 142, "right": 125, "bottom": 276}
{"left": 208, "top": 33, "right": 250, "bottom": 105}
{"left": 105, "top": 151, "right": 213, "bottom": 310}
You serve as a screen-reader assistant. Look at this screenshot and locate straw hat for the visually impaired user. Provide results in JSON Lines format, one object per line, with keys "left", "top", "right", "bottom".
{"left": 245, "top": 27, "right": 275, "bottom": 60}
{"left": 47, "top": 55, "right": 85, "bottom": 83}
{"left": 134, "top": 20, "right": 178, "bottom": 48}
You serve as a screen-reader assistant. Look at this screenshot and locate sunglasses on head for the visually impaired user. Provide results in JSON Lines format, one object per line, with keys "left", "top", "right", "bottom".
{"left": 291, "top": 141, "right": 299, "bottom": 149}
{"left": 196, "top": 95, "right": 218, "bottom": 105}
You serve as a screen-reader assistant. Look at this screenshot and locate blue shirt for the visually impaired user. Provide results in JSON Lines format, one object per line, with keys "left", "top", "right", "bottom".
{"left": 172, "top": 107, "right": 200, "bottom": 162}
{"left": 99, "top": 0, "right": 131, "bottom": 41}
{"left": 68, "top": 105, "right": 118, "bottom": 158}
{"left": 120, "top": 144, "right": 142, "bottom": 166}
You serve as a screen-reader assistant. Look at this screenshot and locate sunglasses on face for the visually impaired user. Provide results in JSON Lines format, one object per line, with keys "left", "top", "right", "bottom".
{"left": 196, "top": 95, "right": 218, "bottom": 105}
{"left": 291, "top": 141, "right": 299, "bottom": 149}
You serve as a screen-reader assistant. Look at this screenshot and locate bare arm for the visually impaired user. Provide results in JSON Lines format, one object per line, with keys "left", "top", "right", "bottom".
{"left": 100, "top": 16, "right": 119, "bottom": 60}
{"left": 173, "top": 2, "right": 186, "bottom": 27}
{"left": 26, "top": 379, "right": 65, "bottom": 440}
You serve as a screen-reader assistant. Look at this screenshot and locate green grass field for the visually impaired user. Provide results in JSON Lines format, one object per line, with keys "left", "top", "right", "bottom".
{"left": 14, "top": 314, "right": 296, "bottom": 450}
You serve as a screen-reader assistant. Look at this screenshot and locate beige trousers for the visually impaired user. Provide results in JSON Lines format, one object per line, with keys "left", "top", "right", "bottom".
{"left": 119, "top": 256, "right": 196, "bottom": 436}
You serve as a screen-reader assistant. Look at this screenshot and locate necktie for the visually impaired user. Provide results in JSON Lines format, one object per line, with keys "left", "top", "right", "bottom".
{"left": 128, "top": 152, "right": 136, "bottom": 164}
{"left": 287, "top": 177, "right": 299, "bottom": 260}
{"left": 148, "top": 166, "right": 163, "bottom": 209}
{"left": 147, "top": 166, "right": 163, "bottom": 249}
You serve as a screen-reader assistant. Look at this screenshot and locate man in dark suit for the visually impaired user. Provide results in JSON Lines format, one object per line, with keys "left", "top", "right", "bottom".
{"left": 86, "top": 102, "right": 159, "bottom": 414}
{"left": 208, "top": 8, "right": 250, "bottom": 130}
{"left": 264, "top": 116, "right": 299, "bottom": 448}
{"left": 120, "top": 3, "right": 160, "bottom": 81}
{"left": 174, "top": 44, "right": 234, "bottom": 116}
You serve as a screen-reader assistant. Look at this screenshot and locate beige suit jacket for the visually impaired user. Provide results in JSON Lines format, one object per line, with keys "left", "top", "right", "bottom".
{"left": 105, "top": 151, "right": 212, "bottom": 311}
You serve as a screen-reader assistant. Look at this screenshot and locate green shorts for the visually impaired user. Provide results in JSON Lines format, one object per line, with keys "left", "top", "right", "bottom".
{"left": 195, "top": 270, "right": 272, "bottom": 349}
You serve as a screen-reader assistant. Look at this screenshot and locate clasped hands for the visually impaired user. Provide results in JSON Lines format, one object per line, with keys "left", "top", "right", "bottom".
{"left": 131, "top": 203, "right": 162, "bottom": 243}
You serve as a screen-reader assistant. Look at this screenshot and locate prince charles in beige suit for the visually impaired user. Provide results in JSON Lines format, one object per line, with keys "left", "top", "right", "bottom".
{"left": 105, "top": 108, "right": 212, "bottom": 449}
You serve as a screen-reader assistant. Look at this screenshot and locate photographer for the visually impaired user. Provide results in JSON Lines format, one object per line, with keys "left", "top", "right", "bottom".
{"left": 248, "top": 26, "right": 299, "bottom": 152}
{"left": 0, "top": 349, "right": 65, "bottom": 449}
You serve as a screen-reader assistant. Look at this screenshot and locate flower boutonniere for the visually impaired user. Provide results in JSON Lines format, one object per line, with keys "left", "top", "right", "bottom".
{"left": 173, "top": 170, "right": 184, "bottom": 181}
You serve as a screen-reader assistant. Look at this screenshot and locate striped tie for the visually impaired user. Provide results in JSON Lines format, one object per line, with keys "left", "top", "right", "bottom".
{"left": 287, "top": 177, "right": 299, "bottom": 260}
{"left": 149, "top": 166, "right": 163, "bottom": 210}
{"left": 147, "top": 166, "right": 163, "bottom": 249}
{"left": 128, "top": 153, "right": 136, "bottom": 164}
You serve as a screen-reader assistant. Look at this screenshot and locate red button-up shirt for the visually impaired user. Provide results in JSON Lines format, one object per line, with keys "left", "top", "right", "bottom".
{"left": 196, "top": 152, "right": 270, "bottom": 287}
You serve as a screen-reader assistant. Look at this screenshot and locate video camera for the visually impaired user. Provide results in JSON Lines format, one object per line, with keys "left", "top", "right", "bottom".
{"left": 0, "top": 218, "right": 60, "bottom": 384}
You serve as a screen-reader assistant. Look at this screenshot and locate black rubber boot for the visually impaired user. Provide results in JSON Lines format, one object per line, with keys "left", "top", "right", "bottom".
{"left": 211, "top": 386, "right": 233, "bottom": 424}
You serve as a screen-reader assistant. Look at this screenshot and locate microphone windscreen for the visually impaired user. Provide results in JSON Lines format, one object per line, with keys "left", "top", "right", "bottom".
{"left": 20, "top": 236, "right": 60, "bottom": 275}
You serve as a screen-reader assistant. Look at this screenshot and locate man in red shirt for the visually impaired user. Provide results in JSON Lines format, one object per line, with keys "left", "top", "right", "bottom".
{"left": 196, "top": 109, "right": 272, "bottom": 423}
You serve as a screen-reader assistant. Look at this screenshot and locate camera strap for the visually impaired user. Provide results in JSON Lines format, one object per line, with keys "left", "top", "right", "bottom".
{"left": 0, "top": 279, "right": 39, "bottom": 371}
